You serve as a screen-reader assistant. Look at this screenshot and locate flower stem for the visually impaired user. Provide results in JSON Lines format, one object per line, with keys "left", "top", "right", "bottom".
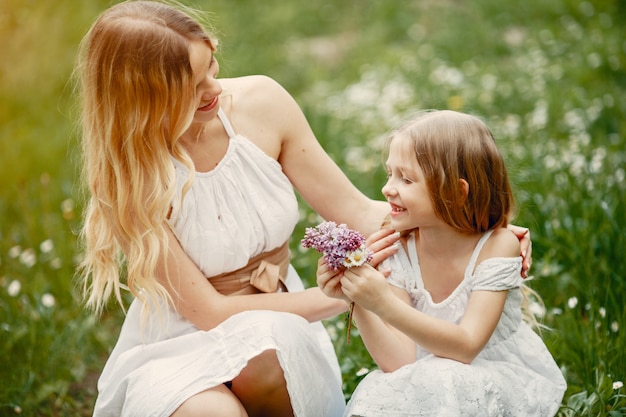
{"left": 346, "top": 301, "right": 355, "bottom": 344}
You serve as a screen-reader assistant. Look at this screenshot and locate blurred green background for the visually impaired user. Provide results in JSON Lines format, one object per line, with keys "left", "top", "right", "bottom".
{"left": 1, "top": 0, "right": 624, "bottom": 415}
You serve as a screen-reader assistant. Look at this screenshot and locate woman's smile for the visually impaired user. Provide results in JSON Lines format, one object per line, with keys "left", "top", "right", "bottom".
{"left": 198, "top": 96, "right": 219, "bottom": 112}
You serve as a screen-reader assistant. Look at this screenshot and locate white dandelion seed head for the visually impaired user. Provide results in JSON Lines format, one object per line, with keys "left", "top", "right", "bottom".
{"left": 19, "top": 249, "right": 36, "bottom": 268}
{"left": 7, "top": 280, "right": 21, "bottom": 297}
{"left": 40, "top": 239, "right": 54, "bottom": 254}
{"left": 567, "top": 297, "right": 578, "bottom": 309}
{"left": 599, "top": 307, "right": 606, "bottom": 318}
{"left": 550, "top": 307, "right": 563, "bottom": 316}
{"left": 61, "top": 198, "right": 74, "bottom": 213}
{"left": 610, "top": 321, "right": 619, "bottom": 333}
{"left": 50, "top": 258, "right": 62, "bottom": 270}
{"left": 41, "top": 293, "right": 56, "bottom": 308}
{"left": 8, "top": 246, "right": 21, "bottom": 259}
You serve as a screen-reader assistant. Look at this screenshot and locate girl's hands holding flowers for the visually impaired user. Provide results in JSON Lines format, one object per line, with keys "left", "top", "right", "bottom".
{"left": 340, "top": 264, "right": 394, "bottom": 315}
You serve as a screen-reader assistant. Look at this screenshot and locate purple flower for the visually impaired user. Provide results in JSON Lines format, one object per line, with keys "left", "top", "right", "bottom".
{"left": 301, "top": 221, "right": 373, "bottom": 270}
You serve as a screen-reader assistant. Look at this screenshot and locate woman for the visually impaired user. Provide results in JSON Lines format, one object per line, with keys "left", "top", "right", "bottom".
{"left": 76, "top": 2, "right": 531, "bottom": 416}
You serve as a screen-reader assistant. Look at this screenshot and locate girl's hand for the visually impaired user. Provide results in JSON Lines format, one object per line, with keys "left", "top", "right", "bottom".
{"left": 507, "top": 224, "right": 532, "bottom": 278}
{"left": 340, "top": 264, "right": 393, "bottom": 314}
{"left": 366, "top": 228, "right": 400, "bottom": 276}
{"left": 316, "top": 258, "right": 349, "bottom": 302}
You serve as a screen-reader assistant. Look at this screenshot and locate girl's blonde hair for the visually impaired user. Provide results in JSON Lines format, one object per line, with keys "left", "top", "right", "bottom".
{"left": 76, "top": 1, "right": 216, "bottom": 316}
{"left": 389, "top": 110, "right": 513, "bottom": 234}
{"left": 388, "top": 110, "right": 542, "bottom": 329}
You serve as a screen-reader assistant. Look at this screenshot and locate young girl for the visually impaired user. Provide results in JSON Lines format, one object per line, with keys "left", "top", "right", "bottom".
{"left": 317, "top": 110, "right": 566, "bottom": 416}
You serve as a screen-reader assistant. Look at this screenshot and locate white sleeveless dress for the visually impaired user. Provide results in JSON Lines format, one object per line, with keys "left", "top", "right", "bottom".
{"left": 93, "top": 109, "right": 345, "bottom": 417}
{"left": 344, "top": 231, "right": 566, "bottom": 417}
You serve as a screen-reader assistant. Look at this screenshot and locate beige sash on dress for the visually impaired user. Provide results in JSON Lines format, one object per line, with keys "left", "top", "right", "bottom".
{"left": 209, "top": 242, "right": 290, "bottom": 295}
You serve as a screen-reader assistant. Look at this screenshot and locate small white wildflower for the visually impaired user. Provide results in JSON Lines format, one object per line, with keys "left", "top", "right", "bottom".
{"left": 613, "top": 381, "right": 624, "bottom": 390}
{"left": 61, "top": 198, "right": 74, "bottom": 213}
{"left": 7, "top": 280, "right": 21, "bottom": 297}
{"left": 8, "top": 246, "right": 21, "bottom": 259}
{"left": 611, "top": 321, "right": 619, "bottom": 333}
{"left": 567, "top": 297, "right": 578, "bottom": 309}
{"left": 61, "top": 198, "right": 75, "bottom": 220}
{"left": 41, "top": 293, "right": 56, "bottom": 308}
{"left": 343, "top": 247, "right": 370, "bottom": 268}
{"left": 551, "top": 308, "right": 563, "bottom": 316}
{"left": 326, "top": 326, "right": 338, "bottom": 340}
{"left": 599, "top": 307, "right": 606, "bottom": 318}
{"left": 356, "top": 367, "right": 369, "bottom": 377}
{"left": 40, "top": 239, "right": 54, "bottom": 254}
{"left": 50, "top": 258, "right": 62, "bottom": 270}
{"left": 19, "top": 249, "right": 36, "bottom": 268}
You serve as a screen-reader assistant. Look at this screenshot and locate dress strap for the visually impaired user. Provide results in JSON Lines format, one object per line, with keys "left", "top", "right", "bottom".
{"left": 466, "top": 230, "right": 495, "bottom": 272}
{"left": 405, "top": 232, "right": 425, "bottom": 289}
{"left": 217, "top": 107, "right": 237, "bottom": 139}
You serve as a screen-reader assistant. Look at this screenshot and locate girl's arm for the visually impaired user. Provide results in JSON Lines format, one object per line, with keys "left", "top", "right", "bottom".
{"left": 341, "top": 229, "right": 519, "bottom": 364}
{"left": 159, "top": 226, "right": 347, "bottom": 331}
{"left": 317, "top": 256, "right": 414, "bottom": 371}
{"left": 350, "top": 291, "right": 418, "bottom": 372}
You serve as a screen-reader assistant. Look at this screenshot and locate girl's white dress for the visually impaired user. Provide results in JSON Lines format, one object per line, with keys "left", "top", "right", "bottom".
{"left": 345, "top": 231, "right": 566, "bottom": 417}
{"left": 93, "top": 109, "right": 345, "bottom": 417}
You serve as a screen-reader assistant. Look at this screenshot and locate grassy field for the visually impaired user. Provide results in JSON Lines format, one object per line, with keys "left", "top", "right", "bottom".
{"left": 1, "top": 0, "right": 624, "bottom": 415}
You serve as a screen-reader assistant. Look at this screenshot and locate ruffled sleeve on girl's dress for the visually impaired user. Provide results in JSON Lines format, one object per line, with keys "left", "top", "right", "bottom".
{"left": 471, "top": 257, "right": 523, "bottom": 291}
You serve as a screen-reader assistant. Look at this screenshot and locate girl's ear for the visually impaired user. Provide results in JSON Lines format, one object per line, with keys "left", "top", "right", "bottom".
{"left": 458, "top": 178, "right": 469, "bottom": 204}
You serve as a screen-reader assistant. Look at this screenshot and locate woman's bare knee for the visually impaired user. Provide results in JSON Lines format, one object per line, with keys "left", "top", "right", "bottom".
{"left": 171, "top": 384, "right": 248, "bottom": 417}
{"left": 231, "top": 350, "right": 293, "bottom": 417}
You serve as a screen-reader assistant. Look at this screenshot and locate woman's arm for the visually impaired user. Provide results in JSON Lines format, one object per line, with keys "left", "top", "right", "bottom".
{"left": 159, "top": 226, "right": 347, "bottom": 331}
{"left": 227, "top": 75, "right": 388, "bottom": 237}
{"left": 226, "top": 75, "right": 531, "bottom": 271}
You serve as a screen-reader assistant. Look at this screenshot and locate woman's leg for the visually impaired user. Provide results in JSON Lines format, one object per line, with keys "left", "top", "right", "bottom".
{"left": 230, "top": 350, "right": 294, "bottom": 417}
{"left": 171, "top": 384, "right": 248, "bottom": 417}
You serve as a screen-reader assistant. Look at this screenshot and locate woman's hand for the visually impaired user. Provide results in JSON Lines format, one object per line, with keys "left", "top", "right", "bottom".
{"left": 365, "top": 228, "right": 400, "bottom": 276}
{"left": 316, "top": 258, "right": 350, "bottom": 302}
{"left": 507, "top": 224, "right": 532, "bottom": 278}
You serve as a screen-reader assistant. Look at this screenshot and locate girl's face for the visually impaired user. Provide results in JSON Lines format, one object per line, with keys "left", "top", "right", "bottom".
{"left": 188, "top": 40, "right": 222, "bottom": 124}
{"left": 382, "top": 135, "right": 437, "bottom": 232}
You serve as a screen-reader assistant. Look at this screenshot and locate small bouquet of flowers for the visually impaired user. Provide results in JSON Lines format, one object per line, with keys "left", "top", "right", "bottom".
{"left": 301, "top": 221, "right": 373, "bottom": 343}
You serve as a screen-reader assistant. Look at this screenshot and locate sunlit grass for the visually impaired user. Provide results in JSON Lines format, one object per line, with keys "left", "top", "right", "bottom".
{"left": 1, "top": 0, "right": 624, "bottom": 415}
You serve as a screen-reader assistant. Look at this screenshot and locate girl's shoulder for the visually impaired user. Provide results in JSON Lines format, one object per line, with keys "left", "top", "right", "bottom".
{"left": 471, "top": 228, "right": 522, "bottom": 290}
{"left": 476, "top": 227, "right": 520, "bottom": 265}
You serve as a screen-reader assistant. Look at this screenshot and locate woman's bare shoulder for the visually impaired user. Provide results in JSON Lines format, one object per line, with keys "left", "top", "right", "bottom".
{"left": 220, "top": 75, "right": 288, "bottom": 102}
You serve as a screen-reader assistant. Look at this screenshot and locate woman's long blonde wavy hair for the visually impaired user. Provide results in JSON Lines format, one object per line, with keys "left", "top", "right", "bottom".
{"left": 387, "top": 110, "right": 544, "bottom": 330}
{"left": 76, "top": 1, "right": 216, "bottom": 316}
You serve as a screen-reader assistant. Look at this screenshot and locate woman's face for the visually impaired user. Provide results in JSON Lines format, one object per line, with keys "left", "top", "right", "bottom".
{"left": 188, "top": 40, "right": 222, "bottom": 124}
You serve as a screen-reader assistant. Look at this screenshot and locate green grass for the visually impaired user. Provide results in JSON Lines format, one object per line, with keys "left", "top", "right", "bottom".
{"left": 1, "top": 0, "right": 624, "bottom": 415}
